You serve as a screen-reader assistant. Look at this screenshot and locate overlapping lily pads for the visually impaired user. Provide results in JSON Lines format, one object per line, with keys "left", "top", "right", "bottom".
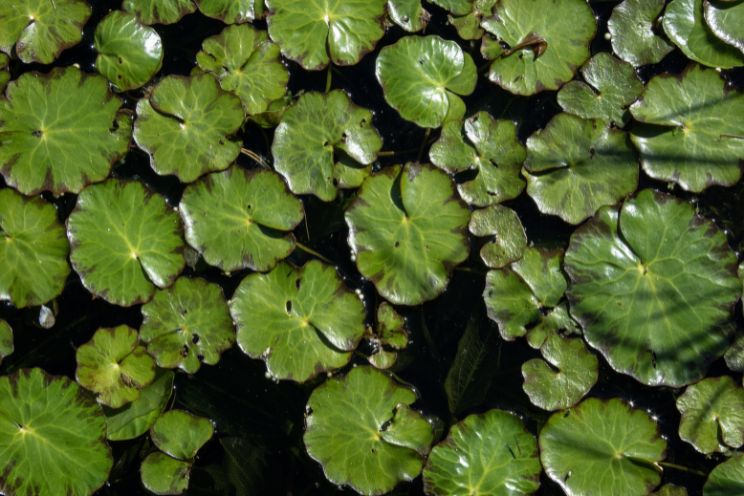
{"left": 608, "top": 0, "right": 674, "bottom": 67}
{"left": 123, "top": 0, "right": 197, "bottom": 25}
{"left": 468, "top": 205, "right": 527, "bottom": 269}
{"left": 447, "top": 0, "right": 497, "bottom": 40}
{"left": 105, "top": 369, "right": 174, "bottom": 441}
{"left": 704, "top": 0, "right": 744, "bottom": 54}
{"left": 367, "top": 302, "right": 409, "bottom": 369}
{"left": 151, "top": 409, "right": 214, "bottom": 460}
{"left": 141, "top": 452, "right": 191, "bottom": 495}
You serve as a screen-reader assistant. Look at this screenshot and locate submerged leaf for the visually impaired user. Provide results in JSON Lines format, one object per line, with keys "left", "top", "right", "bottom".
{"left": 608, "top": 0, "right": 674, "bottom": 67}
{"left": 105, "top": 369, "right": 174, "bottom": 441}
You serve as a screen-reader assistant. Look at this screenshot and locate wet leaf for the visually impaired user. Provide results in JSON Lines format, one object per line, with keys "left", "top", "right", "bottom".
{"left": 704, "top": 454, "right": 744, "bottom": 496}
{"left": 469, "top": 205, "right": 527, "bottom": 269}
{"left": 448, "top": 0, "right": 497, "bottom": 41}
{"left": 123, "top": 0, "right": 197, "bottom": 25}
{"left": 151, "top": 409, "right": 214, "bottom": 460}
{"left": 196, "top": 0, "right": 265, "bottom": 24}
{"left": 387, "top": 0, "right": 430, "bottom": 32}
{"left": 140, "top": 452, "right": 191, "bottom": 495}
{"left": 105, "top": 369, "right": 174, "bottom": 441}
{"left": 704, "top": 0, "right": 744, "bottom": 54}
{"left": 608, "top": 0, "right": 674, "bottom": 67}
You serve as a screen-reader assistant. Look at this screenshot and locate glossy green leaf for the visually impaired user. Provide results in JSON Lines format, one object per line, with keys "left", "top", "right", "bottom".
{"left": 0, "top": 319, "right": 13, "bottom": 365}
{"left": 704, "top": 0, "right": 744, "bottom": 54}
{"left": 608, "top": 0, "right": 674, "bottom": 67}
{"left": 447, "top": 0, "right": 497, "bottom": 41}
{"left": 196, "top": 0, "right": 265, "bottom": 23}
{"left": 380, "top": 404, "right": 433, "bottom": 456}
{"left": 387, "top": 0, "right": 430, "bottom": 32}
{"left": 469, "top": 205, "right": 527, "bottom": 269}
{"left": 725, "top": 332, "right": 744, "bottom": 372}
{"left": 423, "top": 410, "right": 541, "bottom": 496}
{"left": 429, "top": 0, "right": 471, "bottom": 15}
{"left": 105, "top": 369, "right": 174, "bottom": 441}
{"left": 346, "top": 163, "right": 470, "bottom": 306}
{"left": 67, "top": 180, "right": 186, "bottom": 307}
{"left": 140, "top": 452, "right": 191, "bottom": 495}
{"left": 151, "top": 409, "right": 214, "bottom": 460}
{"left": 565, "top": 189, "right": 740, "bottom": 387}
{"left": 123, "top": 0, "right": 196, "bottom": 25}
{"left": 704, "top": 454, "right": 744, "bottom": 496}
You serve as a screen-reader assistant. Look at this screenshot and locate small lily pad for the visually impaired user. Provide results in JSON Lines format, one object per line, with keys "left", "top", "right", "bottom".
{"left": 704, "top": 0, "right": 744, "bottom": 54}
{"left": 151, "top": 409, "right": 214, "bottom": 460}
{"left": 105, "top": 369, "right": 174, "bottom": 441}
{"left": 196, "top": 0, "right": 265, "bottom": 24}
{"left": 141, "top": 452, "right": 191, "bottom": 496}
{"left": 469, "top": 205, "right": 527, "bottom": 269}
{"left": 367, "top": 303, "right": 409, "bottom": 369}
{"left": 608, "top": 0, "right": 674, "bottom": 67}
{"left": 447, "top": 0, "right": 497, "bottom": 41}
{"left": 704, "top": 454, "right": 744, "bottom": 496}
{"left": 0, "top": 319, "right": 13, "bottom": 365}
{"left": 123, "top": 0, "right": 197, "bottom": 25}
{"left": 387, "top": 0, "right": 430, "bottom": 32}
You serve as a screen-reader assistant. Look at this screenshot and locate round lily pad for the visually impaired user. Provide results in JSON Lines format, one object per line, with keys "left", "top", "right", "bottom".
{"left": 180, "top": 167, "right": 303, "bottom": 272}
{"left": 0, "top": 319, "right": 13, "bottom": 365}
{"left": 123, "top": 0, "right": 196, "bottom": 25}
{"left": 468, "top": 205, "right": 527, "bottom": 269}
{"left": 196, "top": 0, "right": 265, "bottom": 24}
{"left": 0, "top": 368, "right": 112, "bottom": 496}
{"left": 524, "top": 113, "right": 639, "bottom": 225}
{"left": 704, "top": 0, "right": 744, "bottom": 54}
{"left": 67, "top": 179, "right": 186, "bottom": 307}
{"left": 1, "top": 187, "right": 71, "bottom": 309}
{"left": 304, "top": 366, "right": 433, "bottom": 495}
{"left": 151, "top": 409, "right": 214, "bottom": 460}
{"left": 133, "top": 73, "right": 244, "bottom": 183}
{"left": 94, "top": 11, "right": 163, "bottom": 91}
{"left": 272, "top": 90, "right": 382, "bottom": 201}
{"left": 423, "top": 409, "right": 541, "bottom": 496}
{"left": 230, "top": 260, "right": 365, "bottom": 382}
{"left": 76, "top": 325, "right": 157, "bottom": 408}
{"left": 608, "top": 0, "right": 674, "bottom": 67}
{"left": 105, "top": 369, "right": 174, "bottom": 441}
{"left": 387, "top": 0, "right": 430, "bottom": 32}
{"left": 704, "top": 454, "right": 744, "bottom": 496}
{"left": 140, "top": 277, "right": 236, "bottom": 374}
{"left": 565, "top": 189, "right": 741, "bottom": 387}
{"left": 376, "top": 35, "right": 477, "bottom": 128}
{"left": 346, "top": 163, "right": 470, "bottom": 306}
{"left": 539, "top": 397, "right": 667, "bottom": 496}
{"left": 630, "top": 64, "right": 744, "bottom": 192}
{"left": 266, "top": 0, "right": 387, "bottom": 70}
{"left": 482, "top": 0, "right": 595, "bottom": 95}
{"left": 0, "top": 66, "right": 131, "bottom": 195}
{"left": 140, "top": 452, "right": 191, "bottom": 496}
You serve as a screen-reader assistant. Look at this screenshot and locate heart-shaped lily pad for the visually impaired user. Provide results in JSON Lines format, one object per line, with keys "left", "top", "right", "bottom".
{"left": 469, "top": 205, "right": 527, "bottom": 269}
{"left": 540, "top": 397, "right": 667, "bottom": 496}
{"left": 304, "top": 366, "right": 433, "bottom": 495}
{"left": 387, "top": 0, "right": 430, "bottom": 32}
{"left": 0, "top": 319, "right": 13, "bottom": 365}
{"left": 272, "top": 90, "right": 382, "bottom": 201}
{"left": 67, "top": 180, "right": 185, "bottom": 307}
{"left": 141, "top": 452, "right": 191, "bottom": 496}
{"left": 565, "top": 189, "right": 740, "bottom": 387}
{"left": 123, "top": 0, "right": 197, "bottom": 25}
{"left": 151, "top": 409, "right": 214, "bottom": 460}
{"left": 0, "top": 66, "right": 131, "bottom": 195}
{"left": 230, "top": 260, "right": 366, "bottom": 382}
{"left": 608, "top": 0, "right": 674, "bottom": 67}
{"left": 704, "top": 0, "right": 744, "bottom": 54}
{"left": 704, "top": 454, "right": 744, "bottom": 496}
{"left": 196, "top": 0, "right": 265, "bottom": 24}
{"left": 105, "top": 369, "right": 174, "bottom": 441}
{"left": 346, "top": 163, "right": 470, "bottom": 306}
{"left": 0, "top": 368, "right": 112, "bottom": 496}
{"left": 1, "top": 188, "right": 70, "bottom": 309}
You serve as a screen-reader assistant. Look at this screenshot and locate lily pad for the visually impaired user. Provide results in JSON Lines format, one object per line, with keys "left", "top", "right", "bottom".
{"left": 140, "top": 277, "right": 236, "bottom": 374}
{"left": 0, "top": 66, "right": 131, "bottom": 195}
{"left": 230, "top": 260, "right": 365, "bottom": 382}
{"left": 367, "top": 302, "right": 409, "bottom": 369}
{"left": 423, "top": 409, "right": 541, "bottom": 496}
{"left": 447, "top": 0, "right": 497, "bottom": 41}
{"left": 196, "top": 0, "right": 265, "bottom": 23}
{"left": 346, "top": 163, "right": 470, "bottom": 306}
{"left": 0, "top": 188, "right": 70, "bottom": 309}
{"left": 76, "top": 325, "right": 157, "bottom": 408}
{"left": 539, "top": 397, "right": 667, "bottom": 496}
{"left": 133, "top": 73, "right": 244, "bottom": 183}
{"left": 0, "top": 319, "right": 13, "bottom": 365}
{"left": 105, "top": 369, "right": 174, "bottom": 441}
{"left": 523, "top": 113, "right": 639, "bottom": 225}
{"left": 304, "top": 366, "right": 432, "bottom": 495}
{"left": 387, "top": 0, "right": 430, "bottom": 32}
{"left": 94, "top": 11, "right": 164, "bottom": 91}
{"left": 376, "top": 35, "right": 477, "bottom": 128}
{"left": 565, "top": 189, "right": 740, "bottom": 387}
{"left": 151, "top": 409, "right": 214, "bottom": 460}
{"left": 608, "top": 0, "right": 674, "bottom": 67}
{"left": 704, "top": 454, "right": 744, "bottom": 496}
{"left": 725, "top": 332, "right": 744, "bottom": 372}
{"left": 0, "top": 368, "right": 112, "bottom": 496}
{"left": 272, "top": 90, "right": 382, "bottom": 201}
{"left": 266, "top": 0, "right": 387, "bottom": 70}
{"left": 196, "top": 25, "right": 288, "bottom": 115}
{"left": 0, "top": 0, "right": 90, "bottom": 64}
{"left": 67, "top": 180, "right": 186, "bottom": 307}
{"left": 140, "top": 452, "right": 191, "bottom": 495}
{"left": 482, "top": 0, "right": 595, "bottom": 95}
{"left": 123, "top": 0, "right": 197, "bottom": 25}
{"left": 704, "top": 0, "right": 744, "bottom": 54}
{"left": 429, "top": 0, "right": 471, "bottom": 15}
{"left": 630, "top": 64, "right": 744, "bottom": 192}
{"left": 468, "top": 205, "right": 527, "bottom": 269}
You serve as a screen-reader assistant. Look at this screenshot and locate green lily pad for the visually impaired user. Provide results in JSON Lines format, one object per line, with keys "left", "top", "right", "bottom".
{"left": 0, "top": 0, "right": 90, "bottom": 64}
{"left": 704, "top": 0, "right": 744, "bottom": 54}
{"left": 67, "top": 179, "right": 186, "bottom": 307}
{"left": 0, "top": 319, "right": 13, "bottom": 365}
{"left": 447, "top": 0, "right": 497, "bottom": 41}
{"left": 133, "top": 73, "right": 244, "bottom": 183}
{"left": 664, "top": 0, "right": 744, "bottom": 68}
{"left": 423, "top": 409, "right": 541, "bottom": 496}
{"left": 387, "top": 0, "right": 430, "bottom": 32}
{"left": 725, "top": 332, "right": 744, "bottom": 372}
{"left": 0, "top": 188, "right": 70, "bottom": 309}
{"left": 123, "top": 0, "right": 197, "bottom": 25}
{"left": 0, "top": 368, "right": 112, "bottom": 496}
{"left": 105, "top": 369, "right": 174, "bottom": 441}
{"left": 346, "top": 163, "right": 470, "bottom": 306}
{"left": 608, "top": 0, "right": 674, "bottom": 67}
{"left": 565, "top": 189, "right": 740, "bottom": 387}
{"left": 469, "top": 205, "right": 527, "bottom": 269}
{"left": 429, "top": 0, "right": 471, "bottom": 15}
{"left": 523, "top": 113, "right": 639, "bottom": 225}
{"left": 94, "top": 11, "right": 163, "bottom": 92}
{"left": 196, "top": 25, "right": 288, "bottom": 115}
{"left": 151, "top": 409, "right": 214, "bottom": 460}
{"left": 704, "top": 454, "right": 744, "bottom": 496}
{"left": 676, "top": 376, "right": 744, "bottom": 454}
{"left": 140, "top": 277, "right": 235, "bottom": 374}
{"left": 76, "top": 325, "right": 157, "bottom": 408}
{"left": 376, "top": 35, "right": 477, "bottom": 128}
{"left": 557, "top": 52, "right": 643, "bottom": 125}
{"left": 525, "top": 304, "right": 582, "bottom": 350}
{"left": 266, "top": 0, "right": 387, "bottom": 70}
{"left": 367, "top": 302, "right": 409, "bottom": 369}
{"left": 0, "top": 53, "right": 9, "bottom": 93}
{"left": 230, "top": 260, "right": 365, "bottom": 382}
{"left": 180, "top": 167, "right": 303, "bottom": 272}
{"left": 630, "top": 64, "right": 744, "bottom": 192}
{"left": 429, "top": 111, "right": 526, "bottom": 207}
{"left": 141, "top": 452, "right": 191, "bottom": 496}
{"left": 653, "top": 485, "right": 689, "bottom": 496}
{"left": 0, "top": 66, "right": 131, "bottom": 195}
{"left": 304, "top": 366, "right": 432, "bottom": 495}
{"left": 482, "top": 0, "right": 595, "bottom": 95}
{"left": 272, "top": 90, "right": 382, "bottom": 201}
{"left": 196, "top": 0, "right": 265, "bottom": 23}
{"left": 539, "top": 397, "right": 666, "bottom": 496}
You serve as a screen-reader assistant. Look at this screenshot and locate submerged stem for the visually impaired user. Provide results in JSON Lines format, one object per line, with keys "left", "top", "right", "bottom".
{"left": 658, "top": 461, "right": 707, "bottom": 477}
{"left": 240, "top": 147, "right": 269, "bottom": 168}
{"left": 295, "top": 241, "right": 334, "bottom": 265}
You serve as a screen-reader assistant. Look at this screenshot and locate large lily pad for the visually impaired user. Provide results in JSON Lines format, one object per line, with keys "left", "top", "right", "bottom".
{"left": 376, "top": 35, "right": 476, "bottom": 128}
{"left": 304, "top": 366, "right": 432, "bottom": 495}
{"left": 151, "top": 410, "right": 214, "bottom": 460}
{"left": 704, "top": 0, "right": 744, "bottom": 54}
{"left": 272, "top": 90, "right": 382, "bottom": 201}
{"left": 346, "top": 163, "right": 470, "bottom": 306}
{"left": 134, "top": 74, "right": 244, "bottom": 183}
{"left": 608, "top": 0, "right": 674, "bottom": 67}
{"left": 704, "top": 454, "right": 744, "bottom": 496}
{"left": 539, "top": 397, "right": 667, "bottom": 496}
{"left": 0, "top": 319, "right": 12, "bottom": 365}
{"left": 565, "top": 189, "right": 740, "bottom": 387}
{"left": 468, "top": 205, "right": 527, "bottom": 269}
{"left": 196, "top": 0, "right": 265, "bottom": 23}
{"left": 123, "top": 0, "right": 197, "bottom": 25}
{"left": 630, "top": 64, "right": 744, "bottom": 192}
{"left": 482, "top": 0, "right": 595, "bottom": 96}
{"left": 105, "top": 369, "right": 174, "bottom": 441}
{"left": 0, "top": 368, "right": 112, "bottom": 496}
{"left": 230, "top": 260, "right": 365, "bottom": 382}
{"left": 423, "top": 409, "right": 541, "bottom": 495}
{"left": 0, "top": 67, "right": 131, "bottom": 195}
{"left": 67, "top": 180, "right": 185, "bottom": 307}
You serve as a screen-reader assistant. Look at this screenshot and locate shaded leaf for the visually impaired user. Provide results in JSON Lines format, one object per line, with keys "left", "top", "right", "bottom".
{"left": 608, "top": 0, "right": 674, "bottom": 67}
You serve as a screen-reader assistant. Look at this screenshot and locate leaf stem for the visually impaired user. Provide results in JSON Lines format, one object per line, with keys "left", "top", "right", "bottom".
{"left": 325, "top": 65, "right": 333, "bottom": 94}
{"left": 240, "top": 147, "right": 269, "bottom": 168}
{"left": 658, "top": 461, "right": 707, "bottom": 477}
{"left": 417, "top": 128, "right": 431, "bottom": 163}
{"left": 294, "top": 241, "right": 334, "bottom": 265}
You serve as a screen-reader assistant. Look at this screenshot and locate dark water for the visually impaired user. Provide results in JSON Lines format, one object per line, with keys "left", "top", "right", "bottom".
{"left": 1, "top": 1, "right": 743, "bottom": 495}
